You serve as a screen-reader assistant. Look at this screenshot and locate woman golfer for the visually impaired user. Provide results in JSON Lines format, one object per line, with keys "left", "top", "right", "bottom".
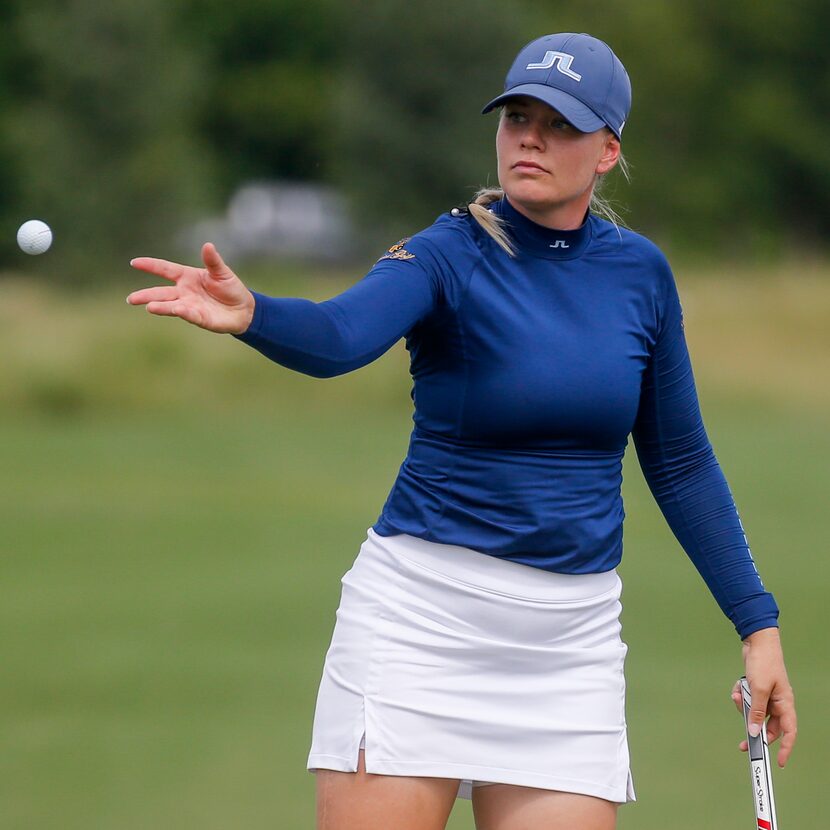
{"left": 128, "top": 32, "right": 796, "bottom": 830}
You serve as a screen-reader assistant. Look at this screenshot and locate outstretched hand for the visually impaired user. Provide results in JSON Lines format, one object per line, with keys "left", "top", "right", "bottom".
{"left": 127, "top": 243, "right": 255, "bottom": 335}
{"left": 730, "top": 627, "right": 797, "bottom": 768}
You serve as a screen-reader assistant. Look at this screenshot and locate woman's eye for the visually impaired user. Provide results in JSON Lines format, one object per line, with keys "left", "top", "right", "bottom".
{"left": 551, "top": 119, "right": 572, "bottom": 131}
{"left": 506, "top": 111, "right": 526, "bottom": 123}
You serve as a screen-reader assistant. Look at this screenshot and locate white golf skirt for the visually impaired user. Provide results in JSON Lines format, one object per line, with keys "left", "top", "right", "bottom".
{"left": 307, "top": 528, "right": 635, "bottom": 803}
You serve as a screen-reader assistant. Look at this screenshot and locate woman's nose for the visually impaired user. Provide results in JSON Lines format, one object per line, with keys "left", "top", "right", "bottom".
{"left": 520, "top": 122, "right": 544, "bottom": 149}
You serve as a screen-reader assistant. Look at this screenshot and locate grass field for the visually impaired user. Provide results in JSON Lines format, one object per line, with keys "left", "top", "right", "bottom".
{"left": 1, "top": 264, "right": 828, "bottom": 828}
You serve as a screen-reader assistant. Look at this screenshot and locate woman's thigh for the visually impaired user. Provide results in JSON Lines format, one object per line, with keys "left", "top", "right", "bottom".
{"left": 315, "top": 750, "right": 460, "bottom": 830}
{"left": 471, "top": 783, "right": 618, "bottom": 830}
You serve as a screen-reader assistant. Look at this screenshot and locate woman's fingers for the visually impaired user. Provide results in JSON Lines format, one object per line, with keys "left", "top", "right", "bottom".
{"left": 775, "top": 709, "right": 797, "bottom": 768}
{"left": 130, "top": 256, "right": 191, "bottom": 282}
{"left": 737, "top": 718, "right": 795, "bottom": 767}
{"left": 145, "top": 300, "right": 204, "bottom": 327}
{"left": 747, "top": 684, "right": 771, "bottom": 738}
{"left": 201, "top": 242, "right": 233, "bottom": 279}
{"left": 730, "top": 677, "right": 797, "bottom": 768}
{"left": 128, "top": 244, "right": 253, "bottom": 333}
{"left": 126, "top": 286, "right": 178, "bottom": 306}
{"left": 730, "top": 681, "right": 743, "bottom": 714}
{"left": 765, "top": 717, "right": 782, "bottom": 744}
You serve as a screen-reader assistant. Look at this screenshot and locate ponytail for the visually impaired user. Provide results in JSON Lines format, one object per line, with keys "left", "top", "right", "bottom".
{"left": 467, "top": 188, "right": 516, "bottom": 256}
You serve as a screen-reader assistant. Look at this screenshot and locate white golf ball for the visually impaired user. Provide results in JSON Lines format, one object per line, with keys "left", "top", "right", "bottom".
{"left": 17, "top": 219, "right": 53, "bottom": 255}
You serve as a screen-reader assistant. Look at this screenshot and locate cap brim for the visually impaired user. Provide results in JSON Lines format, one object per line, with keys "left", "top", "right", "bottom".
{"left": 481, "top": 84, "right": 606, "bottom": 133}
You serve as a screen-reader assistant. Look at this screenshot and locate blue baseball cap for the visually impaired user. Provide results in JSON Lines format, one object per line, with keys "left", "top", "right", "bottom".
{"left": 482, "top": 33, "right": 631, "bottom": 140}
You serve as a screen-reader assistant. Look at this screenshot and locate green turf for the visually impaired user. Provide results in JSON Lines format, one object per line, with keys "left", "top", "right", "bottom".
{"left": 1, "top": 271, "right": 826, "bottom": 828}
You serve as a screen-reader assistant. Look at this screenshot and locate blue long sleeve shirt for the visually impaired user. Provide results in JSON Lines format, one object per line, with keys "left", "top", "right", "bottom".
{"left": 236, "top": 197, "right": 778, "bottom": 639}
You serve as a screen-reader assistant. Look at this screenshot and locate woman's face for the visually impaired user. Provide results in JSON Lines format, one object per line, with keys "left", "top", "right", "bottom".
{"left": 495, "top": 96, "right": 620, "bottom": 228}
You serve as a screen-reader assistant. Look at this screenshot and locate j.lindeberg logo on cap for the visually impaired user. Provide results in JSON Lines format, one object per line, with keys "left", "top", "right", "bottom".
{"left": 526, "top": 51, "right": 582, "bottom": 82}
{"left": 549, "top": 240, "right": 570, "bottom": 249}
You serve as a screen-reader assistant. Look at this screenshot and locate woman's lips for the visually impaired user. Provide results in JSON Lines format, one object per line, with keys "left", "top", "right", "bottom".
{"left": 512, "top": 161, "right": 547, "bottom": 173}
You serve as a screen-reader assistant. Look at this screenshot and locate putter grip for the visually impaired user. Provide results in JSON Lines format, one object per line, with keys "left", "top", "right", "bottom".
{"left": 740, "top": 677, "right": 778, "bottom": 830}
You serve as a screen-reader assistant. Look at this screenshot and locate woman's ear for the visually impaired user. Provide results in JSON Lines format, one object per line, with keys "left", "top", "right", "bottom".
{"left": 596, "top": 133, "right": 621, "bottom": 176}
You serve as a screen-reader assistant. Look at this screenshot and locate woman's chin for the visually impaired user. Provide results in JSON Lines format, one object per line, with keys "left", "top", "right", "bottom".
{"left": 505, "top": 188, "right": 559, "bottom": 213}
{"left": 501, "top": 175, "right": 557, "bottom": 200}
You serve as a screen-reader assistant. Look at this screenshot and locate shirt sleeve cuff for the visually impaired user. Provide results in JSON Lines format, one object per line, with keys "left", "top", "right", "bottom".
{"left": 732, "top": 592, "right": 780, "bottom": 640}
{"left": 232, "top": 290, "right": 267, "bottom": 343}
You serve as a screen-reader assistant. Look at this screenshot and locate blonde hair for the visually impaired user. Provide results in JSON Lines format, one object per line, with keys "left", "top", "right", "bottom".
{"left": 468, "top": 189, "right": 516, "bottom": 256}
{"left": 590, "top": 145, "right": 630, "bottom": 230}
{"left": 468, "top": 130, "right": 630, "bottom": 256}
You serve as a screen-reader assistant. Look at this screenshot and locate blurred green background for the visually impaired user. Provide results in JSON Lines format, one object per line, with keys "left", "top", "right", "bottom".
{"left": 1, "top": 2, "right": 827, "bottom": 829}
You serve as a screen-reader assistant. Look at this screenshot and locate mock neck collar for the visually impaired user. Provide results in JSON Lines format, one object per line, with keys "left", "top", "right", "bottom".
{"left": 493, "top": 197, "right": 593, "bottom": 260}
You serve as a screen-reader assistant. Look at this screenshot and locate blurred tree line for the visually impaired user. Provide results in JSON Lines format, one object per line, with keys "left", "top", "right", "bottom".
{"left": 0, "top": 0, "right": 828, "bottom": 279}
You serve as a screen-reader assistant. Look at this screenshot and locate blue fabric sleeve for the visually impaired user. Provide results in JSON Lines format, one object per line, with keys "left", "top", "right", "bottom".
{"left": 233, "top": 243, "right": 440, "bottom": 378}
{"left": 631, "top": 267, "right": 779, "bottom": 640}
